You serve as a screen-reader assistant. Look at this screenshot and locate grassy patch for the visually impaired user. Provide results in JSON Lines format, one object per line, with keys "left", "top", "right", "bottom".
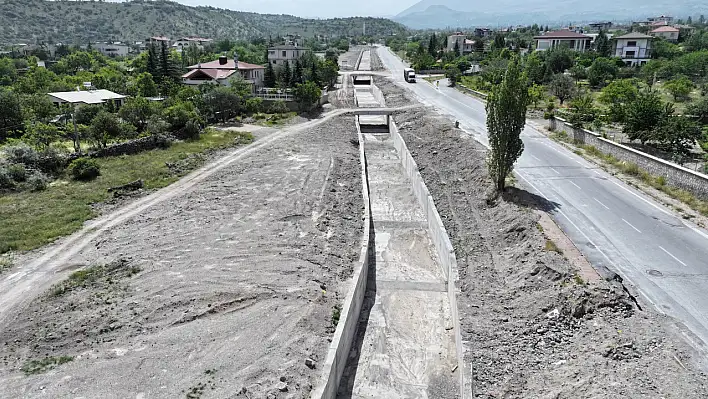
{"left": 49, "top": 261, "right": 140, "bottom": 297}
{"left": 332, "top": 304, "right": 342, "bottom": 327}
{"left": 21, "top": 356, "right": 74, "bottom": 375}
{"left": 573, "top": 274, "right": 586, "bottom": 286}
{"left": 544, "top": 239, "right": 563, "bottom": 254}
{"left": 0, "top": 130, "right": 254, "bottom": 254}
{"left": 255, "top": 112, "right": 297, "bottom": 127}
{"left": 0, "top": 253, "right": 12, "bottom": 274}
{"left": 536, "top": 223, "right": 544, "bottom": 232}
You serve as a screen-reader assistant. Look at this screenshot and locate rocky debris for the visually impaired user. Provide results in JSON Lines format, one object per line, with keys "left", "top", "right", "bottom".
{"left": 108, "top": 179, "right": 144, "bottom": 194}
{"left": 305, "top": 358, "right": 316, "bottom": 369}
{"left": 389, "top": 103, "right": 708, "bottom": 398}
{"left": 373, "top": 76, "right": 414, "bottom": 108}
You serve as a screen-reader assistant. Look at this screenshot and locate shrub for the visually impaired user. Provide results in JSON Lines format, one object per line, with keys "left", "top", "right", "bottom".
{"left": 7, "top": 163, "right": 26, "bottom": 182}
{"left": 27, "top": 171, "right": 49, "bottom": 191}
{"left": 0, "top": 166, "right": 14, "bottom": 189}
{"left": 68, "top": 158, "right": 101, "bottom": 181}
{"left": 268, "top": 100, "right": 289, "bottom": 114}
{"left": 245, "top": 97, "right": 263, "bottom": 114}
{"left": 3, "top": 143, "right": 39, "bottom": 166}
{"left": 36, "top": 146, "right": 68, "bottom": 175}
{"left": 182, "top": 119, "right": 201, "bottom": 140}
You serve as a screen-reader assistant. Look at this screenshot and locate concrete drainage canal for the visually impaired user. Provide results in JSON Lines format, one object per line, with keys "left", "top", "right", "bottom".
{"left": 312, "top": 49, "right": 470, "bottom": 399}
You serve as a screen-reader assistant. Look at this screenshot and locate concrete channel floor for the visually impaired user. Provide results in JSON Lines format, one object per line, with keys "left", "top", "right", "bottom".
{"left": 338, "top": 134, "right": 458, "bottom": 398}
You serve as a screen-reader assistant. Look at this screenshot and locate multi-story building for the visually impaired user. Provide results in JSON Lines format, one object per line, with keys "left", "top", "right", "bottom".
{"left": 172, "top": 37, "right": 213, "bottom": 52}
{"left": 267, "top": 44, "right": 308, "bottom": 66}
{"left": 613, "top": 32, "right": 652, "bottom": 66}
{"left": 534, "top": 30, "right": 592, "bottom": 52}
{"left": 447, "top": 32, "right": 474, "bottom": 54}
{"left": 650, "top": 26, "right": 680, "bottom": 42}
{"left": 95, "top": 42, "right": 130, "bottom": 58}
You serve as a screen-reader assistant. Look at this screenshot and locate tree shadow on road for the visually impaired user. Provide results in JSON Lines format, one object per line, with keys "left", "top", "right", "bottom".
{"left": 502, "top": 186, "right": 561, "bottom": 213}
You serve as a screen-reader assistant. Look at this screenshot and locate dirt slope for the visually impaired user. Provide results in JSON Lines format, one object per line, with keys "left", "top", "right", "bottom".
{"left": 389, "top": 100, "right": 708, "bottom": 397}
{"left": 0, "top": 115, "right": 363, "bottom": 399}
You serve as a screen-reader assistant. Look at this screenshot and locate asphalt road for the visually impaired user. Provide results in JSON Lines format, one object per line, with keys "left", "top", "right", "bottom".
{"left": 377, "top": 46, "right": 708, "bottom": 353}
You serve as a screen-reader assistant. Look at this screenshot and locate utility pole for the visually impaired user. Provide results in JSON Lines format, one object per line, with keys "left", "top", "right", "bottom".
{"left": 363, "top": 21, "right": 366, "bottom": 36}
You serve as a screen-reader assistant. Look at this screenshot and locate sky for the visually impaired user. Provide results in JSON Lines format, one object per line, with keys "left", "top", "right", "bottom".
{"left": 174, "top": 0, "right": 417, "bottom": 18}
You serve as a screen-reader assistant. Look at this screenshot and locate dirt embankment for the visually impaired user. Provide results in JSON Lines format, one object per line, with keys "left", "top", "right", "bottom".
{"left": 0, "top": 115, "right": 364, "bottom": 399}
{"left": 387, "top": 100, "right": 708, "bottom": 397}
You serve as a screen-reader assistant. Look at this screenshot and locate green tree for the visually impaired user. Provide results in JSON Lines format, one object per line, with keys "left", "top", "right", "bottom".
{"left": 320, "top": 60, "right": 339, "bottom": 88}
{"left": 89, "top": 110, "right": 133, "bottom": 148}
{"left": 549, "top": 73, "right": 576, "bottom": 105}
{"left": 598, "top": 79, "right": 640, "bottom": 122}
{"left": 203, "top": 86, "right": 241, "bottom": 123}
{"left": 0, "top": 89, "right": 24, "bottom": 140}
{"left": 292, "top": 59, "right": 304, "bottom": 85}
{"left": 528, "top": 84, "right": 546, "bottom": 109}
{"left": 493, "top": 34, "right": 506, "bottom": 51}
{"left": 309, "top": 60, "right": 320, "bottom": 86}
{"left": 0, "top": 57, "right": 17, "bottom": 86}
{"left": 119, "top": 97, "right": 157, "bottom": 132}
{"left": 264, "top": 62, "right": 277, "bottom": 88}
{"left": 428, "top": 33, "right": 437, "bottom": 57}
{"left": 569, "top": 65, "right": 587, "bottom": 82}
{"left": 74, "top": 104, "right": 103, "bottom": 125}
{"left": 147, "top": 44, "right": 159, "bottom": 79}
{"left": 130, "top": 72, "right": 158, "bottom": 98}
{"left": 163, "top": 102, "right": 200, "bottom": 131}
{"left": 229, "top": 74, "right": 253, "bottom": 97}
{"left": 22, "top": 123, "right": 60, "bottom": 149}
{"left": 664, "top": 75, "right": 694, "bottom": 101}
{"left": 453, "top": 40, "right": 460, "bottom": 55}
{"left": 282, "top": 61, "right": 292, "bottom": 88}
{"left": 567, "top": 92, "right": 597, "bottom": 128}
{"left": 623, "top": 89, "right": 666, "bottom": 144}
{"left": 445, "top": 64, "right": 460, "bottom": 86}
{"left": 588, "top": 57, "right": 619, "bottom": 87}
{"left": 687, "top": 96, "right": 708, "bottom": 123}
{"left": 485, "top": 57, "right": 528, "bottom": 192}
{"left": 654, "top": 116, "right": 702, "bottom": 163}
{"left": 21, "top": 94, "right": 56, "bottom": 123}
{"left": 524, "top": 52, "right": 545, "bottom": 84}
{"left": 594, "top": 29, "right": 612, "bottom": 57}
{"left": 293, "top": 81, "right": 322, "bottom": 112}
{"left": 546, "top": 46, "right": 574, "bottom": 74}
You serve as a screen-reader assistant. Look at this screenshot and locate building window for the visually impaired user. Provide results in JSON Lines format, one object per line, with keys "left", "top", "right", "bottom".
{"left": 627, "top": 41, "right": 637, "bottom": 46}
{"left": 282, "top": 50, "right": 286, "bottom": 57}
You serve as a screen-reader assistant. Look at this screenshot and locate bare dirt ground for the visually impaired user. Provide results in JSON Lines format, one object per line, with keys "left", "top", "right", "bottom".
{"left": 379, "top": 82, "right": 708, "bottom": 397}
{"left": 0, "top": 115, "right": 363, "bottom": 398}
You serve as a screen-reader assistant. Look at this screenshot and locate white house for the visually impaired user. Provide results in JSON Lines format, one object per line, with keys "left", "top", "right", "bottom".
{"left": 267, "top": 45, "right": 307, "bottom": 66}
{"left": 182, "top": 55, "right": 265, "bottom": 90}
{"left": 650, "top": 26, "right": 680, "bottom": 42}
{"left": 613, "top": 32, "right": 652, "bottom": 66}
{"left": 48, "top": 89, "right": 126, "bottom": 107}
{"left": 95, "top": 42, "right": 130, "bottom": 58}
{"left": 534, "top": 30, "right": 592, "bottom": 52}
{"left": 172, "top": 37, "right": 213, "bottom": 52}
{"left": 447, "top": 32, "right": 474, "bottom": 54}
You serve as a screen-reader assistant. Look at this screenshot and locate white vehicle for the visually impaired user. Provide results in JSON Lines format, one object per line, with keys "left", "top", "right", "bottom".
{"left": 403, "top": 68, "right": 416, "bottom": 83}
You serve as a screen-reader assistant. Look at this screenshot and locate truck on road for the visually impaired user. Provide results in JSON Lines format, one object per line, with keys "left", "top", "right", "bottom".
{"left": 404, "top": 68, "right": 416, "bottom": 83}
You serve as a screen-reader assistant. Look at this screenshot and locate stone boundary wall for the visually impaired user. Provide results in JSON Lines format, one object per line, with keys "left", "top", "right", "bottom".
{"left": 389, "top": 120, "right": 473, "bottom": 398}
{"left": 311, "top": 120, "right": 372, "bottom": 399}
{"left": 550, "top": 117, "right": 708, "bottom": 199}
{"left": 86, "top": 134, "right": 173, "bottom": 158}
{"left": 457, "top": 84, "right": 488, "bottom": 100}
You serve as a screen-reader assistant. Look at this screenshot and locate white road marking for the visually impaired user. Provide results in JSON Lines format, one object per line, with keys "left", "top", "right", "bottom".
{"left": 609, "top": 180, "right": 672, "bottom": 217}
{"left": 659, "top": 246, "right": 687, "bottom": 267}
{"left": 593, "top": 198, "right": 610, "bottom": 210}
{"left": 569, "top": 181, "right": 581, "bottom": 190}
{"left": 550, "top": 167, "right": 561, "bottom": 175}
{"left": 622, "top": 219, "right": 642, "bottom": 233}
{"left": 575, "top": 160, "right": 583, "bottom": 165}
{"left": 530, "top": 154, "right": 541, "bottom": 162}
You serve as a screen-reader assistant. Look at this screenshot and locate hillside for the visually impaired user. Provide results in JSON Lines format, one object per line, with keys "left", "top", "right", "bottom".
{"left": 0, "top": 0, "right": 407, "bottom": 45}
{"left": 395, "top": 0, "right": 707, "bottom": 28}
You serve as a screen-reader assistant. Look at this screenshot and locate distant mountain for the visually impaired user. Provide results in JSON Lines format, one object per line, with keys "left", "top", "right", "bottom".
{"left": 395, "top": 0, "right": 707, "bottom": 28}
{"left": 0, "top": 0, "right": 408, "bottom": 45}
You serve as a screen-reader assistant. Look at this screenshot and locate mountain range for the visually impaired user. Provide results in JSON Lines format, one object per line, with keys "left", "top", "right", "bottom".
{"left": 0, "top": 0, "right": 407, "bottom": 45}
{"left": 394, "top": 0, "right": 707, "bottom": 28}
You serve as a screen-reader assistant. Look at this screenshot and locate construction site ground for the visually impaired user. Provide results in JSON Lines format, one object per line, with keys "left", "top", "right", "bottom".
{"left": 0, "top": 115, "right": 364, "bottom": 399}
{"left": 370, "top": 51, "right": 708, "bottom": 398}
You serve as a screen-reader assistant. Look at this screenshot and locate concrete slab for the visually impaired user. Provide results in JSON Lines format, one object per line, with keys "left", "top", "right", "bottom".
{"left": 369, "top": 183, "right": 426, "bottom": 222}
{"left": 374, "top": 227, "right": 445, "bottom": 282}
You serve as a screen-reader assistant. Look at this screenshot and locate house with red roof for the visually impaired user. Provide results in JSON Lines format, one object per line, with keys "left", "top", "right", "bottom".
{"left": 650, "top": 26, "right": 680, "bottom": 42}
{"left": 534, "top": 30, "right": 592, "bottom": 52}
{"left": 181, "top": 54, "right": 265, "bottom": 90}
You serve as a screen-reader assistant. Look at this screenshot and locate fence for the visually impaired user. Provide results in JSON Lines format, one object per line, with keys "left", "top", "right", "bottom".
{"left": 254, "top": 92, "right": 294, "bottom": 101}
{"left": 550, "top": 117, "right": 708, "bottom": 199}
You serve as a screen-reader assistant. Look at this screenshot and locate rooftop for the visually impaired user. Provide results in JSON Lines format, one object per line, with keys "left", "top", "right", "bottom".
{"left": 182, "top": 69, "right": 237, "bottom": 80}
{"left": 268, "top": 44, "right": 308, "bottom": 50}
{"left": 187, "top": 59, "right": 264, "bottom": 70}
{"left": 48, "top": 89, "right": 126, "bottom": 104}
{"left": 613, "top": 32, "right": 654, "bottom": 40}
{"left": 651, "top": 26, "right": 680, "bottom": 33}
{"left": 534, "top": 30, "right": 592, "bottom": 39}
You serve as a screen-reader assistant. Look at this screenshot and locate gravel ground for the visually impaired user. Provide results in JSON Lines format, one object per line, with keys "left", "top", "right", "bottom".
{"left": 0, "top": 115, "right": 364, "bottom": 398}
{"left": 373, "top": 76, "right": 414, "bottom": 108}
{"left": 385, "top": 96, "right": 708, "bottom": 396}
{"left": 369, "top": 48, "right": 384, "bottom": 71}
{"left": 338, "top": 46, "right": 363, "bottom": 72}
